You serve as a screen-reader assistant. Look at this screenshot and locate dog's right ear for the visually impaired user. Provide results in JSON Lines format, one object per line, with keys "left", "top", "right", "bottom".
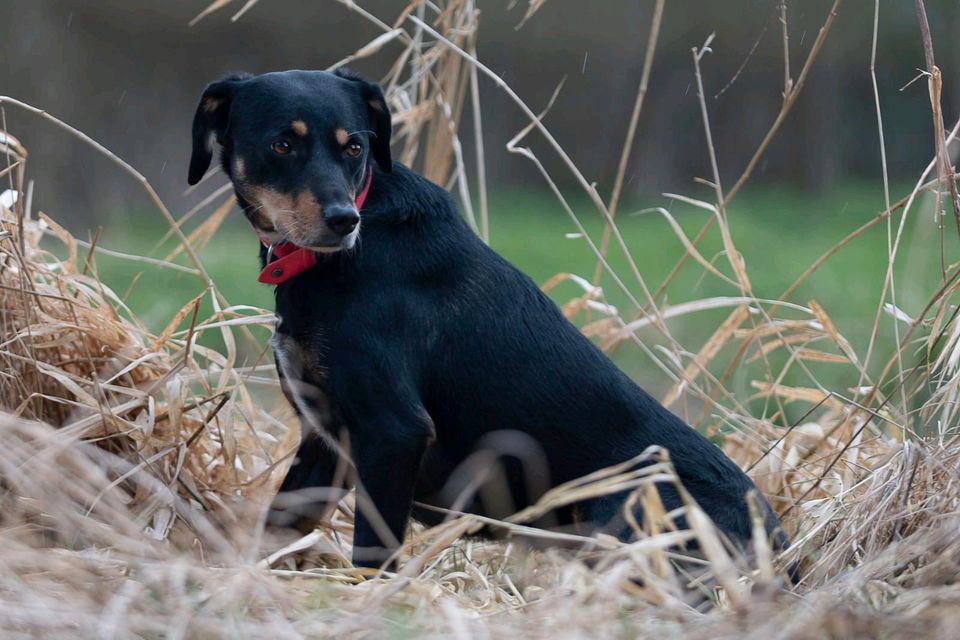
{"left": 334, "top": 68, "right": 393, "bottom": 173}
{"left": 188, "top": 74, "right": 251, "bottom": 185}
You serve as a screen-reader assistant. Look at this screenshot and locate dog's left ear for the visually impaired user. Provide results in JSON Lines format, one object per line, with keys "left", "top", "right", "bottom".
{"left": 188, "top": 73, "right": 251, "bottom": 185}
{"left": 335, "top": 68, "right": 393, "bottom": 173}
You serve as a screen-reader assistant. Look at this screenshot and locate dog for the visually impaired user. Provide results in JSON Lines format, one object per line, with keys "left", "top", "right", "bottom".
{"left": 187, "top": 69, "right": 789, "bottom": 570}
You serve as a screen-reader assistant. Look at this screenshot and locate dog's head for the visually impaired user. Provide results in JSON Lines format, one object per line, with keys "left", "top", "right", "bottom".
{"left": 188, "top": 69, "right": 392, "bottom": 252}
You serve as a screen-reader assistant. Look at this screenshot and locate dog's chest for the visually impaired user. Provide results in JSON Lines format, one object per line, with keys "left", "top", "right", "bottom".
{"left": 270, "top": 327, "right": 328, "bottom": 381}
{"left": 271, "top": 315, "right": 336, "bottom": 429}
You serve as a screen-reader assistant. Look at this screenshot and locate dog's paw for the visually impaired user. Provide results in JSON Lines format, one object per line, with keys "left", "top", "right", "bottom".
{"left": 265, "top": 489, "right": 334, "bottom": 534}
{"left": 265, "top": 503, "right": 320, "bottom": 538}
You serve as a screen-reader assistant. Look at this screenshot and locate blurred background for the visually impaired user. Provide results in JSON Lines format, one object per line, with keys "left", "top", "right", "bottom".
{"left": 1, "top": 0, "right": 958, "bottom": 390}
{"left": 2, "top": 1, "right": 958, "bottom": 215}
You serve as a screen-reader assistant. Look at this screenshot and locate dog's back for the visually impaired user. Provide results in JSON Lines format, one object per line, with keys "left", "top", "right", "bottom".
{"left": 335, "top": 164, "right": 787, "bottom": 551}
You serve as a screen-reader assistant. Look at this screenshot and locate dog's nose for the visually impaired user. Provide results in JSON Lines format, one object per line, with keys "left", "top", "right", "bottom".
{"left": 323, "top": 205, "right": 360, "bottom": 237}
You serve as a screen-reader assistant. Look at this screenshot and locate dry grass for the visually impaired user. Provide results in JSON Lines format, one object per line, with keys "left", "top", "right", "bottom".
{"left": 1, "top": 0, "right": 960, "bottom": 637}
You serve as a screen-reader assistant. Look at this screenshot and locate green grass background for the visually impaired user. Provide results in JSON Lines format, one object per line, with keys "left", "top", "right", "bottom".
{"left": 78, "top": 180, "right": 943, "bottom": 420}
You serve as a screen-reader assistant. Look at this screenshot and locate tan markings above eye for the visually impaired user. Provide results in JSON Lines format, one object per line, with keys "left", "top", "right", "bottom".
{"left": 290, "top": 120, "right": 308, "bottom": 136}
{"left": 271, "top": 140, "right": 291, "bottom": 155}
{"left": 335, "top": 128, "right": 349, "bottom": 146}
{"left": 346, "top": 142, "right": 362, "bottom": 158}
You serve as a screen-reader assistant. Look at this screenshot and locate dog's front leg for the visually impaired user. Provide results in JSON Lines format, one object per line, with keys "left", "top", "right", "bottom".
{"left": 267, "top": 344, "right": 350, "bottom": 534}
{"left": 350, "top": 418, "right": 430, "bottom": 570}
{"left": 267, "top": 431, "right": 349, "bottom": 534}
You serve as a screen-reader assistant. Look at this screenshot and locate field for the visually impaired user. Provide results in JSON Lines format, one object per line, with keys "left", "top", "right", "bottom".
{"left": 2, "top": 0, "right": 960, "bottom": 637}
{"left": 96, "top": 180, "right": 936, "bottom": 387}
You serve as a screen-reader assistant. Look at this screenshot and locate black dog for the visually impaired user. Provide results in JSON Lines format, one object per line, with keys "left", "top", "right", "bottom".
{"left": 188, "top": 69, "right": 788, "bottom": 569}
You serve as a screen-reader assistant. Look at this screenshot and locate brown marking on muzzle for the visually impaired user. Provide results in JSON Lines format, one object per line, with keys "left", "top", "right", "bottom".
{"left": 202, "top": 97, "right": 222, "bottom": 113}
{"left": 247, "top": 207, "right": 276, "bottom": 233}
{"left": 233, "top": 161, "right": 276, "bottom": 232}
{"left": 246, "top": 185, "right": 330, "bottom": 244}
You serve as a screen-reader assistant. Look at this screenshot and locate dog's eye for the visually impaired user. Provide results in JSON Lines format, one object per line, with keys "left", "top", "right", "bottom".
{"left": 271, "top": 140, "right": 292, "bottom": 156}
{"left": 345, "top": 142, "right": 362, "bottom": 158}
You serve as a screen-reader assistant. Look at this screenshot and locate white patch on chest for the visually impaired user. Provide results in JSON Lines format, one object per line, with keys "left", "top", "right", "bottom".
{"left": 271, "top": 323, "right": 334, "bottom": 439}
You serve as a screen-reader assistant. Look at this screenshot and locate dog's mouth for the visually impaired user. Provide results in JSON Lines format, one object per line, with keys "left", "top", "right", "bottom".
{"left": 245, "top": 204, "right": 360, "bottom": 253}
{"left": 252, "top": 219, "right": 359, "bottom": 254}
{"left": 302, "top": 228, "right": 359, "bottom": 253}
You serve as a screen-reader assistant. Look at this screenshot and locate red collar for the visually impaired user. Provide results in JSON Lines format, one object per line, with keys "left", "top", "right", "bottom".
{"left": 252, "top": 167, "right": 372, "bottom": 285}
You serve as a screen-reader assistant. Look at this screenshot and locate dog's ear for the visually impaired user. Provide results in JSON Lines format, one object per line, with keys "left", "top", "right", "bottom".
{"left": 335, "top": 68, "right": 393, "bottom": 173}
{"left": 188, "top": 73, "right": 251, "bottom": 185}
{"left": 363, "top": 82, "right": 393, "bottom": 173}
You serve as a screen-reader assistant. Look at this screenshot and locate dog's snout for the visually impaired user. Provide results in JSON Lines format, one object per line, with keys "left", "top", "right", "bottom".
{"left": 323, "top": 205, "right": 360, "bottom": 237}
